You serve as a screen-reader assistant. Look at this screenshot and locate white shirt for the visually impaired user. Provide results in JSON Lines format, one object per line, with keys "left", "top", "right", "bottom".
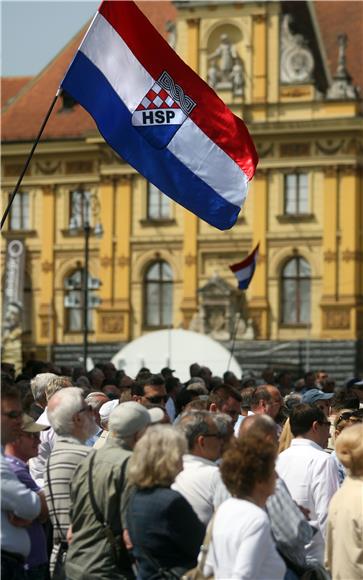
{"left": 234, "top": 411, "right": 254, "bottom": 437}
{"left": 1, "top": 450, "right": 40, "bottom": 557}
{"left": 277, "top": 438, "right": 339, "bottom": 565}
{"left": 205, "top": 498, "right": 286, "bottom": 579}
{"left": 29, "top": 407, "right": 56, "bottom": 487}
{"left": 172, "top": 454, "right": 229, "bottom": 525}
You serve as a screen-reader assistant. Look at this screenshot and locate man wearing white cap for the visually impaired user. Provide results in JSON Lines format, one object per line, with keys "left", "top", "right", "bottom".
{"left": 93, "top": 399, "right": 119, "bottom": 449}
{"left": 66, "top": 402, "right": 163, "bottom": 580}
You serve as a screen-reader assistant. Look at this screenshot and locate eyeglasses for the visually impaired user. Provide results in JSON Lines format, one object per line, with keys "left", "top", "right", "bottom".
{"left": 145, "top": 395, "right": 168, "bottom": 405}
{"left": 1, "top": 410, "right": 22, "bottom": 419}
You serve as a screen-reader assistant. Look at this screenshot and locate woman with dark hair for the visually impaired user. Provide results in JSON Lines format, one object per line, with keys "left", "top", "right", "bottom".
{"left": 205, "top": 435, "right": 285, "bottom": 579}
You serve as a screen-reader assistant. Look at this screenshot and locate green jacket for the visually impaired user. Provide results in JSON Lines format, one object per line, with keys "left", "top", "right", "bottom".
{"left": 65, "top": 438, "right": 134, "bottom": 580}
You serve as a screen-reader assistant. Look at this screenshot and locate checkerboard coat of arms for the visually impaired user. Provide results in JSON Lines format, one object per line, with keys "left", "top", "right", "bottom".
{"left": 132, "top": 71, "right": 196, "bottom": 149}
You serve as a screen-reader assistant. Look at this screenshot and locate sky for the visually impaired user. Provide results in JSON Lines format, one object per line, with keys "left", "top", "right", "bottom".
{"left": 1, "top": 0, "right": 98, "bottom": 77}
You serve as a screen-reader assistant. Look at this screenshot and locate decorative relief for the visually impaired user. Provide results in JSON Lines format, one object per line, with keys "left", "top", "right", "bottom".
{"left": 280, "top": 143, "right": 310, "bottom": 157}
{"left": 100, "top": 256, "right": 112, "bottom": 268}
{"left": 41, "top": 261, "right": 53, "bottom": 273}
{"left": 40, "top": 319, "right": 49, "bottom": 338}
{"left": 256, "top": 142, "right": 274, "bottom": 158}
{"left": 117, "top": 256, "right": 130, "bottom": 268}
{"left": 343, "top": 250, "right": 363, "bottom": 262}
{"left": 280, "top": 15, "right": 314, "bottom": 84}
{"left": 65, "top": 161, "right": 93, "bottom": 174}
{"left": 327, "top": 34, "right": 359, "bottom": 100}
{"left": 101, "top": 313, "right": 124, "bottom": 334}
{"left": 323, "top": 307, "right": 350, "bottom": 330}
{"left": 316, "top": 139, "right": 344, "bottom": 155}
{"left": 207, "top": 33, "right": 244, "bottom": 96}
{"left": 280, "top": 87, "right": 311, "bottom": 98}
{"left": 324, "top": 251, "right": 337, "bottom": 263}
{"left": 249, "top": 310, "right": 263, "bottom": 339}
{"left": 185, "top": 254, "right": 197, "bottom": 267}
{"left": 323, "top": 166, "right": 338, "bottom": 178}
{"left": 35, "top": 161, "right": 61, "bottom": 175}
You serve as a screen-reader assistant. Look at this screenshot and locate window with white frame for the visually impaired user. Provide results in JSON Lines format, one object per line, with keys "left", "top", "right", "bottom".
{"left": 147, "top": 183, "right": 171, "bottom": 220}
{"left": 144, "top": 261, "right": 173, "bottom": 328}
{"left": 284, "top": 173, "right": 309, "bottom": 215}
{"left": 281, "top": 257, "right": 311, "bottom": 325}
{"left": 64, "top": 269, "right": 94, "bottom": 332}
{"left": 9, "top": 191, "right": 30, "bottom": 230}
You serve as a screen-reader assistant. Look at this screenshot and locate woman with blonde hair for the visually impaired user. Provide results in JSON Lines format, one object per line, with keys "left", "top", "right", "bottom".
{"left": 325, "top": 423, "right": 363, "bottom": 580}
{"left": 127, "top": 425, "right": 205, "bottom": 579}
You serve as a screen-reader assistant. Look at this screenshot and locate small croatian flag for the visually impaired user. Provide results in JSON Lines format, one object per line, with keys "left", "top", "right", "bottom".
{"left": 229, "top": 243, "right": 259, "bottom": 290}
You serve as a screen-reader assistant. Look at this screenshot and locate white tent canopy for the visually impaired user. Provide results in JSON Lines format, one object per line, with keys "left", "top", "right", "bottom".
{"left": 111, "top": 328, "right": 242, "bottom": 382}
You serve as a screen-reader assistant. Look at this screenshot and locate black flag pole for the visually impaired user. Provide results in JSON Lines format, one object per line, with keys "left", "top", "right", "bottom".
{"left": 1, "top": 88, "right": 62, "bottom": 231}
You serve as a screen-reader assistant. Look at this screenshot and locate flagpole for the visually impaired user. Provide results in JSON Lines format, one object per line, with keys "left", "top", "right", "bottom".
{"left": 1, "top": 88, "right": 62, "bottom": 231}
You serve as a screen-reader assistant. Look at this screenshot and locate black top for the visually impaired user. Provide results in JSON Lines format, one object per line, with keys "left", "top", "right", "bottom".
{"left": 127, "top": 486, "right": 205, "bottom": 580}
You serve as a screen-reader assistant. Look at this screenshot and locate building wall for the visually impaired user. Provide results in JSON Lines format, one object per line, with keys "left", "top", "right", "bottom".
{"left": 1, "top": 0, "right": 362, "bottom": 362}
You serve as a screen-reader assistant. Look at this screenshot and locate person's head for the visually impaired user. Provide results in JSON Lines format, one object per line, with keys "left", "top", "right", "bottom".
{"left": 161, "top": 367, "right": 175, "bottom": 380}
{"left": 108, "top": 401, "right": 162, "bottom": 448}
{"left": 334, "top": 409, "right": 363, "bottom": 440}
{"left": 101, "top": 362, "right": 117, "bottom": 382}
{"left": 335, "top": 423, "right": 363, "bottom": 477}
{"left": 223, "top": 371, "right": 240, "bottom": 390}
{"left": 276, "top": 371, "right": 292, "bottom": 396}
{"left": 221, "top": 436, "right": 277, "bottom": 506}
{"left": 199, "top": 366, "right": 212, "bottom": 387}
{"left": 132, "top": 374, "right": 167, "bottom": 408}
{"left": 346, "top": 377, "right": 363, "bottom": 402}
{"left": 251, "top": 385, "right": 283, "bottom": 419}
{"left": 85, "top": 391, "right": 109, "bottom": 427}
{"left": 30, "top": 372, "right": 58, "bottom": 408}
{"left": 261, "top": 367, "right": 275, "bottom": 385}
{"left": 304, "top": 371, "right": 316, "bottom": 389}
{"left": 101, "top": 381, "right": 120, "bottom": 400}
{"left": 165, "top": 376, "right": 180, "bottom": 400}
{"left": 128, "top": 424, "right": 187, "bottom": 488}
{"left": 315, "top": 370, "right": 329, "bottom": 388}
{"left": 240, "top": 386, "right": 255, "bottom": 415}
{"left": 99, "top": 399, "right": 119, "bottom": 430}
{"left": 1, "top": 362, "right": 16, "bottom": 380}
{"left": 177, "top": 410, "right": 224, "bottom": 462}
{"left": 87, "top": 367, "right": 105, "bottom": 390}
{"left": 302, "top": 388, "right": 334, "bottom": 417}
{"left": 45, "top": 375, "right": 72, "bottom": 402}
{"left": 47, "top": 387, "right": 97, "bottom": 443}
{"left": 289, "top": 403, "right": 331, "bottom": 449}
{"left": 239, "top": 414, "right": 278, "bottom": 448}
{"left": 5, "top": 413, "right": 48, "bottom": 462}
{"left": 189, "top": 362, "right": 201, "bottom": 379}
{"left": 1, "top": 382, "right": 23, "bottom": 445}
{"left": 209, "top": 384, "right": 242, "bottom": 426}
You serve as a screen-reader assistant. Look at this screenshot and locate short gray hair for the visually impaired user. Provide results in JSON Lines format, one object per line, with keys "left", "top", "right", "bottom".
{"left": 178, "top": 410, "right": 217, "bottom": 451}
{"left": 46, "top": 376, "right": 72, "bottom": 401}
{"left": 85, "top": 392, "right": 107, "bottom": 411}
{"left": 30, "top": 373, "right": 57, "bottom": 402}
{"left": 128, "top": 425, "right": 187, "bottom": 488}
{"left": 47, "top": 387, "right": 84, "bottom": 436}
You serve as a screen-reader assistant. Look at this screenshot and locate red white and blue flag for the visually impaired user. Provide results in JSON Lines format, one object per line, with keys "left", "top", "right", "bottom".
{"left": 61, "top": 0, "right": 258, "bottom": 230}
{"left": 229, "top": 243, "right": 259, "bottom": 290}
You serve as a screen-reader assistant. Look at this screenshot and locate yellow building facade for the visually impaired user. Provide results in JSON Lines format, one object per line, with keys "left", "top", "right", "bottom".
{"left": 1, "top": 1, "right": 363, "bottom": 377}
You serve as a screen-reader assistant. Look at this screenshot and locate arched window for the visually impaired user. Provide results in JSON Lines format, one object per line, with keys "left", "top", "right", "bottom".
{"left": 281, "top": 257, "right": 311, "bottom": 325}
{"left": 144, "top": 261, "right": 173, "bottom": 328}
{"left": 64, "top": 269, "right": 96, "bottom": 332}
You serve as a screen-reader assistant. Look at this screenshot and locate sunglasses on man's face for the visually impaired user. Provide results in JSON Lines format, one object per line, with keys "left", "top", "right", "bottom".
{"left": 145, "top": 395, "right": 168, "bottom": 405}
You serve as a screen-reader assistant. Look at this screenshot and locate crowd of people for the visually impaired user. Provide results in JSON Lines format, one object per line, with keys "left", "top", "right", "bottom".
{"left": 1, "top": 358, "right": 363, "bottom": 580}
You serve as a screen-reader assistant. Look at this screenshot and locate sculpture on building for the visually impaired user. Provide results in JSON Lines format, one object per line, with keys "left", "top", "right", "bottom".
{"left": 207, "top": 33, "right": 244, "bottom": 95}
{"left": 1, "top": 302, "right": 23, "bottom": 375}
{"left": 327, "top": 34, "right": 359, "bottom": 100}
{"left": 280, "top": 14, "right": 314, "bottom": 83}
{"left": 165, "top": 20, "right": 177, "bottom": 50}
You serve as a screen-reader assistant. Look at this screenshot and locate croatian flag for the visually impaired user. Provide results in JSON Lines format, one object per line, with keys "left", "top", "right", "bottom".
{"left": 61, "top": 0, "right": 258, "bottom": 231}
{"left": 229, "top": 243, "right": 259, "bottom": 290}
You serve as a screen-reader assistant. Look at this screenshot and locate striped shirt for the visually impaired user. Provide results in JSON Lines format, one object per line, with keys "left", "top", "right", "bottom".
{"left": 44, "top": 436, "right": 90, "bottom": 570}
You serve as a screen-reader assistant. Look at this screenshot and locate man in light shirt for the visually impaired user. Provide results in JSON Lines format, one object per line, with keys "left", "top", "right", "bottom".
{"left": 172, "top": 410, "right": 229, "bottom": 525}
{"left": 277, "top": 403, "right": 339, "bottom": 565}
{"left": 1, "top": 382, "right": 41, "bottom": 579}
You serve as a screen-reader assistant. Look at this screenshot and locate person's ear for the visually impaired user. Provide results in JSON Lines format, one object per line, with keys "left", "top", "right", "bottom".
{"left": 209, "top": 402, "right": 217, "bottom": 413}
{"left": 312, "top": 420, "right": 319, "bottom": 433}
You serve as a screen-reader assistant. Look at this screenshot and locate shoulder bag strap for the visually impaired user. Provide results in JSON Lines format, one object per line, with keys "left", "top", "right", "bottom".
{"left": 46, "top": 457, "right": 66, "bottom": 541}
